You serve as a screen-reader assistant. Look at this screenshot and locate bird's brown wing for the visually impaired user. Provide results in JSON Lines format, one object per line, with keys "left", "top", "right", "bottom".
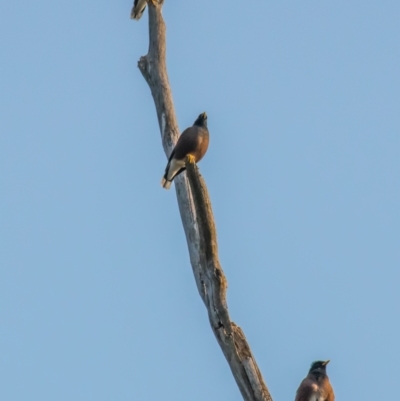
{"left": 326, "top": 391, "right": 335, "bottom": 401}
{"left": 321, "top": 379, "right": 335, "bottom": 401}
{"left": 295, "top": 378, "right": 315, "bottom": 401}
{"left": 173, "top": 126, "right": 202, "bottom": 160}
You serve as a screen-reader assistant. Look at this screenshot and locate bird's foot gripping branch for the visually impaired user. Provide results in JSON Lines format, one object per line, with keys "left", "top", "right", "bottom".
{"left": 186, "top": 154, "right": 196, "bottom": 164}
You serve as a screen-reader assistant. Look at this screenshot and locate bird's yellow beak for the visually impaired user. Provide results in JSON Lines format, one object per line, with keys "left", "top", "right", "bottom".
{"left": 322, "top": 360, "right": 330, "bottom": 366}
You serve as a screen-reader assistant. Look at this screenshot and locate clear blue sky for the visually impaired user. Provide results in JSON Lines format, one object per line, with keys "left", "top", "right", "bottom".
{"left": 1, "top": 1, "right": 399, "bottom": 400}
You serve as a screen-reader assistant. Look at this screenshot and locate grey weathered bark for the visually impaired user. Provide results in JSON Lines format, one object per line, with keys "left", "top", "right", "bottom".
{"left": 136, "top": 2, "right": 273, "bottom": 400}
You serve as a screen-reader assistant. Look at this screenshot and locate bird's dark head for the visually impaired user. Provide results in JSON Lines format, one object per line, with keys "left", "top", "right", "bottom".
{"left": 309, "top": 360, "right": 330, "bottom": 376}
{"left": 194, "top": 112, "right": 207, "bottom": 128}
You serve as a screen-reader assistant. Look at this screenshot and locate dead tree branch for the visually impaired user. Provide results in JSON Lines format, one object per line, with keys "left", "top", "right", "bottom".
{"left": 136, "top": 2, "right": 273, "bottom": 400}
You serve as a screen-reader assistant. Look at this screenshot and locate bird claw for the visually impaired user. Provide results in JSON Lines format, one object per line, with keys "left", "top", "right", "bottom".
{"left": 186, "top": 154, "right": 196, "bottom": 164}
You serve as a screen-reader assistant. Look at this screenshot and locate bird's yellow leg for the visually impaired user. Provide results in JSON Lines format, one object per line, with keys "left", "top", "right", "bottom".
{"left": 186, "top": 154, "right": 196, "bottom": 164}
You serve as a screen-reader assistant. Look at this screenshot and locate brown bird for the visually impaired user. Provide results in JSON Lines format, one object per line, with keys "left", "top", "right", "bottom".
{"left": 130, "top": 0, "right": 146, "bottom": 20}
{"left": 295, "top": 360, "right": 335, "bottom": 401}
{"left": 161, "top": 112, "right": 209, "bottom": 190}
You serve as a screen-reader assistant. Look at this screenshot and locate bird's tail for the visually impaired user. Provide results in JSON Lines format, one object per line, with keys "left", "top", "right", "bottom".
{"left": 160, "top": 176, "right": 172, "bottom": 190}
{"left": 130, "top": 2, "right": 146, "bottom": 20}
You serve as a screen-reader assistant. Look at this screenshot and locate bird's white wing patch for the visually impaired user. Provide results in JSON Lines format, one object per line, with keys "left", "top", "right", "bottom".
{"left": 167, "top": 158, "right": 185, "bottom": 181}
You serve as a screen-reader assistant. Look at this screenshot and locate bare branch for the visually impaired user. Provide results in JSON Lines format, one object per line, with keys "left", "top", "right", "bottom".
{"left": 136, "top": 2, "right": 273, "bottom": 400}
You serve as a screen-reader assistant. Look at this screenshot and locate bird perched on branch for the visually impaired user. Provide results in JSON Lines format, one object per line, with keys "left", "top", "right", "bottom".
{"left": 295, "top": 360, "right": 334, "bottom": 401}
{"left": 161, "top": 112, "right": 209, "bottom": 190}
{"left": 131, "top": 0, "right": 147, "bottom": 20}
